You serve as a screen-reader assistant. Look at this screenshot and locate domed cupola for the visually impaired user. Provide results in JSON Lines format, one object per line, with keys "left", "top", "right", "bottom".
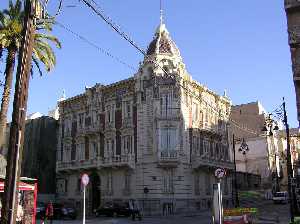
{"left": 146, "top": 22, "right": 181, "bottom": 58}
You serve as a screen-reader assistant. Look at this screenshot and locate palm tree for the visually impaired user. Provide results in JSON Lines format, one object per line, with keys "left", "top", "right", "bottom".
{"left": 0, "top": 0, "right": 61, "bottom": 151}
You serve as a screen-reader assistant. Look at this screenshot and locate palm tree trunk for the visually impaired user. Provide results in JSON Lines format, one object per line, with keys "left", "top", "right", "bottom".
{"left": 0, "top": 44, "right": 3, "bottom": 61}
{"left": 0, "top": 46, "right": 17, "bottom": 154}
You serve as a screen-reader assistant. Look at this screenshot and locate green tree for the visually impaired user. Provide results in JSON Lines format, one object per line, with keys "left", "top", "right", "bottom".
{"left": 0, "top": 0, "right": 61, "bottom": 151}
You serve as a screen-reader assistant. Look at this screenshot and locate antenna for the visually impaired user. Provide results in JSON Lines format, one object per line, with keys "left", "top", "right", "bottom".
{"left": 160, "top": 0, "right": 164, "bottom": 25}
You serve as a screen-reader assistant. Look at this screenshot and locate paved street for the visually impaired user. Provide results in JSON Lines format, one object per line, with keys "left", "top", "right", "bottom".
{"left": 36, "top": 199, "right": 292, "bottom": 224}
{"left": 37, "top": 215, "right": 211, "bottom": 224}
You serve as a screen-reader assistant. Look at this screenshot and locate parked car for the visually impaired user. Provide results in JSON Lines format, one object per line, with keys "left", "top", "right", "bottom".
{"left": 273, "top": 191, "right": 289, "bottom": 204}
{"left": 53, "top": 203, "right": 77, "bottom": 220}
{"left": 94, "top": 202, "right": 131, "bottom": 217}
{"left": 36, "top": 202, "right": 46, "bottom": 219}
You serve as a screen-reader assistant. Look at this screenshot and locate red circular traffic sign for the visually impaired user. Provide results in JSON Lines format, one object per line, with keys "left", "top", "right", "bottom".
{"left": 81, "top": 173, "right": 89, "bottom": 186}
{"left": 215, "top": 168, "right": 226, "bottom": 179}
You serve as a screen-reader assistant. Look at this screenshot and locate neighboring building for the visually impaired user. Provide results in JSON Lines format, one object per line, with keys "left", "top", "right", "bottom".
{"left": 48, "top": 91, "right": 66, "bottom": 120}
{"left": 236, "top": 171, "right": 261, "bottom": 191}
{"left": 1, "top": 116, "right": 58, "bottom": 201}
{"left": 21, "top": 116, "right": 58, "bottom": 198}
{"left": 56, "top": 20, "right": 233, "bottom": 214}
{"left": 234, "top": 136, "right": 270, "bottom": 189}
{"left": 0, "top": 154, "right": 6, "bottom": 176}
{"left": 284, "top": 0, "right": 300, "bottom": 125}
{"left": 230, "top": 101, "right": 267, "bottom": 139}
{"left": 230, "top": 102, "right": 300, "bottom": 191}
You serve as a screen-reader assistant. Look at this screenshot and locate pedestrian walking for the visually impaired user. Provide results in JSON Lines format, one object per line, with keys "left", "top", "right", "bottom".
{"left": 16, "top": 204, "right": 24, "bottom": 224}
{"left": 45, "top": 201, "right": 54, "bottom": 224}
{"left": 129, "top": 199, "right": 142, "bottom": 221}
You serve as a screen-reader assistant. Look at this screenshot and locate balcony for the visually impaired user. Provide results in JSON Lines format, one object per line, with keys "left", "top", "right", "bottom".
{"left": 85, "top": 122, "right": 104, "bottom": 134}
{"left": 285, "top": 0, "right": 300, "bottom": 10}
{"left": 288, "top": 26, "right": 300, "bottom": 47}
{"left": 76, "top": 122, "right": 104, "bottom": 136}
{"left": 158, "top": 150, "right": 180, "bottom": 167}
{"left": 191, "top": 155, "right": 234, "bottom": 170}
{"left": 156, "top": 108, "right": 181, "bottom": 120}
{"left": 100, "top": 154, "right": 135, "bottom": 169}
{"left": 293, "top": 62, "right": 300, "bottom": 77}
{"left": 122, "top": 117, "right": 133, "bottom": 128}
{"left": 199, "top": 123, "right": 223, "bottom": 137}
{"left": 56, "top": 158, "right": 98, "bottom": 172}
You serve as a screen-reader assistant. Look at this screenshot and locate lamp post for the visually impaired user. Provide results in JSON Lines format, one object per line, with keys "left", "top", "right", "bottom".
{"left": 238, "top": 138, "right": 250, "bottom": 189}
{"left": 262, "top": 114, "right": 280, "bottom": 193}
{"left": 232, "top": 135, "right": 250, "bottom": 208}
{"left": 265, "top": 98, "right": 297, "bottom": 223}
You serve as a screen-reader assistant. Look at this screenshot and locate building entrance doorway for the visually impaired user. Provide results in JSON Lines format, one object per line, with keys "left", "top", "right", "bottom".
{"left": 90, "top": 172, "right": 101, "bottom": 211}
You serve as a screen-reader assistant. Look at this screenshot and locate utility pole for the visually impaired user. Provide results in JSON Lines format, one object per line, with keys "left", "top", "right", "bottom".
{"left": 1, "top": 0, "right": 36, "bottom": 223}
{"left": 283, "top": 98, "right": 295, "bottom": 224}
{"left": 232, "top": 134, "right": 239, "bottom": 208}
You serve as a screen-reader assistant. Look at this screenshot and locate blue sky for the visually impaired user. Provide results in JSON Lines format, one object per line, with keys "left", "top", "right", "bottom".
{"left": 0, "top": 1, "right": 298, "bottom": 127}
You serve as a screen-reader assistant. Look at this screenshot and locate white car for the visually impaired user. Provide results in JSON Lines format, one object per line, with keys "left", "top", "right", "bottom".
{"left": 273, "top": 191, "right": 289, "bottom": 204}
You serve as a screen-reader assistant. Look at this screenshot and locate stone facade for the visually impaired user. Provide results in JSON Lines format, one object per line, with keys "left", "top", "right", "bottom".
{"left": 230, "top": 101, "right": 267, "bottom": 139}
{"left": 0, "top": 116, "right": 58, "bottom": 196}
{"left": 56, "top": 22, "right": 233, "bottom": 214}
{"left": 285, "top": 0, "right": 300, "bottom": 124}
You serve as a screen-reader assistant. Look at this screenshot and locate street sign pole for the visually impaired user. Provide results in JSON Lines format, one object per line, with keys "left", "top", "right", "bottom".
{"left": 83, "top": 185, "right": 86, "bottom": 224}
{"left": 81, "top": 173, "right": 89, "bottom": 224}
{"left": 213, "top": 168, "right": 226, "bottom": 224}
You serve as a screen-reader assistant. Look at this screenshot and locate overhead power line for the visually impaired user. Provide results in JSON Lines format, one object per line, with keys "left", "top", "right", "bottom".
{"left": 55, "top": 21, "right": 137, "bottom": 71}
{"left": 79, "top": 0, "right": 258, "bottom": 135}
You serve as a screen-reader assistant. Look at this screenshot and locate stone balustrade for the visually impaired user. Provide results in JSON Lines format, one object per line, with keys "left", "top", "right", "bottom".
{"left": 56, "top": 154, "right": 135, "bottom": 171}
{"left": 285, "top": 0, "right": 300, "bottom": 9}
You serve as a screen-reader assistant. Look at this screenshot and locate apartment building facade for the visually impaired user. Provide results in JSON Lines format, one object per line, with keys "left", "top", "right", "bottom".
{"left": 56, "top": 22, "right": 233, "bottom": 214}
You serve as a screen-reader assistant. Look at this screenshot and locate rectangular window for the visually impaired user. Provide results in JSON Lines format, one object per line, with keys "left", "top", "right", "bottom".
{"left": 160, "top": 92, "right": 173, "bottom": 116}
{"left": 106, "top": 105, "right": 115, "bottom": 124}
{"left": 105, "top": 140, "right": 110, "bottom": 157}
{"left": 195, "top": 174, "right": 200, "bottom": 195}
{"left": 193, "top": 136, "right": 197, "bottom": 154}
{"left": 192, "top": 103, "right": 198, "bottom": 122}
{"left": 106, "top": 172, "right": 113, "bottom": 195}
{"left": 71, "top": 121, "right": 77, "bottom": 137}
{"left": 123, "top": 136, "right": 132, "bottom": 154}
{"left": 163, "top": 170, "right": 174, "bottom": 193}
{"left": 210, "top": 141, "right": 214, "bottom": 158}
{"left": 71, "top": 140, "right": 76, "bottom": 161}
{"left": 85, "top": 116, "right": 91, "bottom": 126}
{"left": 124, "top": 101, "right": 132, "bottom": 118}
{"left": 111, "top": 139, "right": 115, "bottom": 156}
{"left": 85, "top": 136, "right": 89, "bottom": 160}
{"left": 224, "top": 177, "right": 228, "bottom": 195}
{"left": 65, "top": 179, "right": 68, "bottom": 193}
{"left": 93, "top": 142, "right": 97, "bottom": 158}
{"left": 200, "top": 136, "right": 204, "bottom": 156}
{"left": 124, "top": 173, "right": 131, "bottom": 191}
{"left": 160, "top": 128, "right": 177, "bottom": 151}
{"left": 107, "top": 106, "right": 111, "bottom": 123}
{"left": 79, "top": 113, "right": 84, "bottom": 128}
{"left": 77, "top": 178, "right": 81, "bottom": 192}
{"left": 205, "top": 173, "right": 211, "bottom": 195}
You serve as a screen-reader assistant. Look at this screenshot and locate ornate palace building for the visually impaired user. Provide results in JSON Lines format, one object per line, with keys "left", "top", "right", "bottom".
{"left": 56, "top": 19, "right": 233, "bottom": 214}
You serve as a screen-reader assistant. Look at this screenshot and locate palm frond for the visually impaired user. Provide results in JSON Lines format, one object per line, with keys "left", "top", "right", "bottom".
{"left": 32, "top": 56, "right": 43, "bottom": 77}
{"left": 35, "top": 33, "right": 61, "bottom": 49}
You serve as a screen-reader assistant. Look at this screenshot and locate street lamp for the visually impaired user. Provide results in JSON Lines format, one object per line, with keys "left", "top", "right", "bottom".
{"left": 232, "top": 135, "right": 250, "bottom": 208}
{"left": 266, "top": 98, "right": 297, "bottom": 223}
{"left": 262, "top": 114, "right": 281, "bottom": 193}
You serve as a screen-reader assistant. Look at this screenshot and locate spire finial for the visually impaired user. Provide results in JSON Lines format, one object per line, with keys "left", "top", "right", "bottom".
{"left": 160, "top": 0, "right": 163, "bottom": 25}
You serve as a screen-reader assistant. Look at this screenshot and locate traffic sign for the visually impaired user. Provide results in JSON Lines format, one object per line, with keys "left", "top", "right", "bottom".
{"left": 215, "top": 168, "right": 226, "bottom": 179}
{"left": 81, "top": 173, "right": 89, "bottom": 186}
